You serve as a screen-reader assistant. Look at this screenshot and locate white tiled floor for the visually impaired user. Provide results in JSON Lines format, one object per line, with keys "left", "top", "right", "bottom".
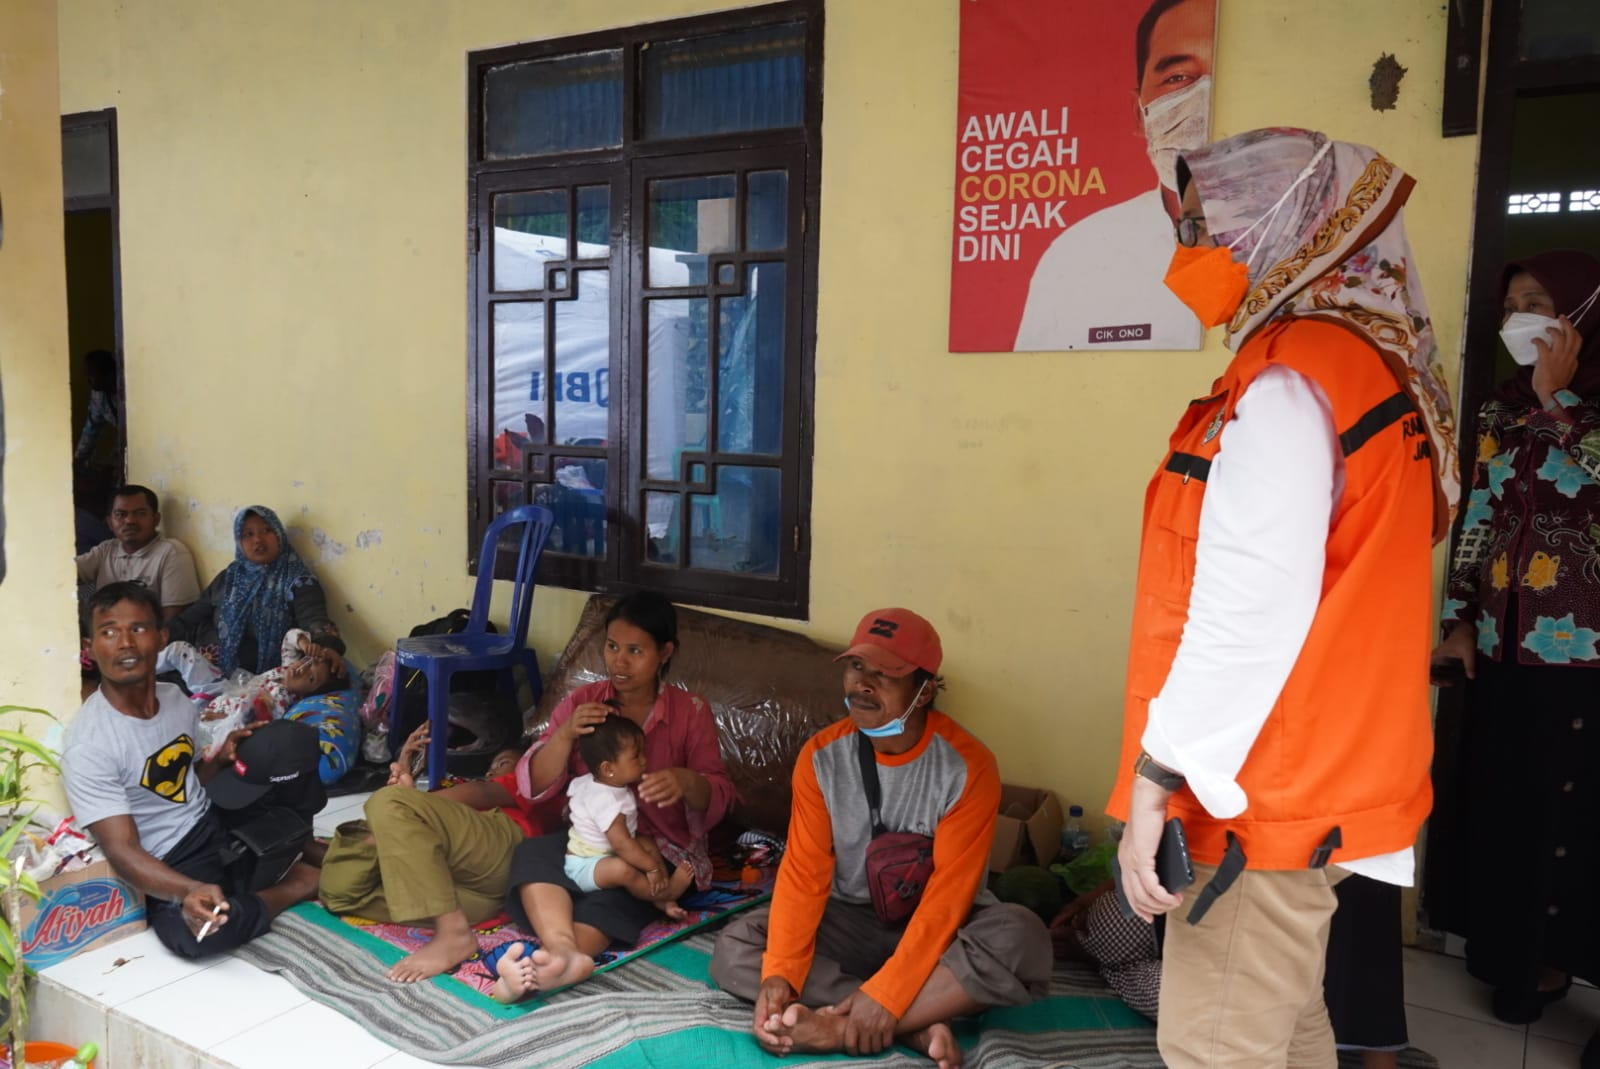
{"left": 26, "top": 795, "right": 1600, "bottom": 1069}
{"left": 26, "top": 791, "right": 465, "bottom": 1069}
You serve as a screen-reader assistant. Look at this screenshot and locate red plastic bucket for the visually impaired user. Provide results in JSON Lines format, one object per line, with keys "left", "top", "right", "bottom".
{"left": 3, "top": 1041, "right": 96, "bottom": 1068}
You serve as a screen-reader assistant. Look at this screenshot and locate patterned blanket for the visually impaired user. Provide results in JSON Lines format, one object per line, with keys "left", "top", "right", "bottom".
{"left": 239, "top": 903, "right": 1441, "bottom": 1068}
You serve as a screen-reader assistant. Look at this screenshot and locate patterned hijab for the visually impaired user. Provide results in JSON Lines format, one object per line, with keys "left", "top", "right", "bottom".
{"left": 1494, "top": 250, "right": 1600, "bottom": 405}
{"left": 1179, "top": 126, "right": 1460, "bottom": 541}
{"left": 215, "top": 505, "right": 317, "bottom": 674}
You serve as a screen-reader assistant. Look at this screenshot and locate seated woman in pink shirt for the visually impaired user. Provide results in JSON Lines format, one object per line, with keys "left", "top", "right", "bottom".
{"left": 497, "top": 591, "right": 735, "bottom": 1000}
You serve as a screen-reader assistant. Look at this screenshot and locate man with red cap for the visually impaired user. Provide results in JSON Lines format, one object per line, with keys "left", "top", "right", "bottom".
{"left": 710, "top": 608, "right": 1050, "bottom": 1069}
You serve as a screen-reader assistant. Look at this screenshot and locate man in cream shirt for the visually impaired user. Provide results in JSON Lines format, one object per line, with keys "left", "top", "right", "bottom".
{"left": 1013, "top": 0, "right": 1214, "bottom": 352}
{"left": 76, "top": 484, "right": 201, "bottom": 620}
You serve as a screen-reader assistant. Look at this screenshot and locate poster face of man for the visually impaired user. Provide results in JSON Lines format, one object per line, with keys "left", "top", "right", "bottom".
{"left": 948, "top": 0, "right": 1219, "bottom": 353}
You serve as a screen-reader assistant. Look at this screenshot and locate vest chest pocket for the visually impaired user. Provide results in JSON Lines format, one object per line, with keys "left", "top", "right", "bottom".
{"left": 1152, "top": 450, "right": 1212, "bottom": 574}
{"left": 1141, "top": 397, "right": 1227, "bottom": 602}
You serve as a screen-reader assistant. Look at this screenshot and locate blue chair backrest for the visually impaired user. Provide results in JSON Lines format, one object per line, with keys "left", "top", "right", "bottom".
{"left": 466, "top": 504, "right": 556, "bottom": 649}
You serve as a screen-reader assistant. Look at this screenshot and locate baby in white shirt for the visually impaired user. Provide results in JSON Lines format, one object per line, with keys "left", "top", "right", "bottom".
{"left": 563, "top": 713, "right": 694, "bottom": 915}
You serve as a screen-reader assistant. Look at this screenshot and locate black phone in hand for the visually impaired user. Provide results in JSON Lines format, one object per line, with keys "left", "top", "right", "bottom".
{"left": 1430, "top": 658, "right": 1466, "bottom": 686}
{"left": 1157, "top": 817, "right": 1195, "bottom": 894}
{"left": 1111, "top": 817, "right": 1195, "bottom": 919}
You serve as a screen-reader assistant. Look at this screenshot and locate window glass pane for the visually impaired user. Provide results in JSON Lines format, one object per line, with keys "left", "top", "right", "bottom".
{"left": 493, "top": 302, "right": 548, "bottom": 470}
{"left": 717, "top": 262, "right": 785, "bottom": 455}
{"left": 746, "top": 171, "right": 788, "bottom": 251}
{"left": 645, "top": 491, "right": 680, "bottom": 564}
{"left": 1571, "top": 190, "right": 1600, "bottom": 213}
{"left": 648, "top": 175, "right": 737, "bottom": 288}
{"left": 643, "top": 23, "right": 805, "bottom": 139}
{"left": 62, "top": 123, "right": 111, "bottom": 200}
{"left": 576, "top": 185, "right": 610, "bottom": 253}
{"left": 536, "top": 457, "right": 606, "bottom": 558}
{"left": 492, "top": 480, "right": 526, "bottom": 516}
{"left": 552, "top": 269, "right": 612, "bottom": 445}
{"left": 484, "top": 50, "right": 624, "bottom": 158}
{"left": 494, "top": 190, "right": 568, "bottom": 291}
{"left": 690, "top": 466, "right": 780, "bottom": 575}
{"left": 1508, "top": 192, "right": 1563, "bottom": 216}
{"left": 645, "top": 298, "right": 708, "bottom": 479}
{"left": 1521, "top": 0, "right": 1600, "bottom": 60}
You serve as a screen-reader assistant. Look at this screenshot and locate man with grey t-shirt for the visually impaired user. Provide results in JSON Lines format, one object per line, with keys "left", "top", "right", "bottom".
{"left": 63, "top": 581, "right": 324, "bottom": 959}
{"left": 74, "top": 484, "right": 200, "bottom": 620}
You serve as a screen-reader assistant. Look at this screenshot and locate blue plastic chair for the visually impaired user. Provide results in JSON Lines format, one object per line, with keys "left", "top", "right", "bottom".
{"left": 389, "top": 504, "right": 555, "bottom": 786}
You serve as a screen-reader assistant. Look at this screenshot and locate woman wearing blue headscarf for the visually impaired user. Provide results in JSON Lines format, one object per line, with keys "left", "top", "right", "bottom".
{"left": 168, "top": 506, "right": 343, "bottom": 675}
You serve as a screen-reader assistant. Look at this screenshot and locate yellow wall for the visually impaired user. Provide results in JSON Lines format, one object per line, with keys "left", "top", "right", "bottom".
{"left": 56, "top": 1, "right": 1479, "bottom": 821}
{"left": 0, "top": 0, "right": 82, "bottom": 789}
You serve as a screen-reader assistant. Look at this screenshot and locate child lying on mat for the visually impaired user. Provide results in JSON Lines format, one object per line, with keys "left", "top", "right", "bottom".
{"left": 490, "top": 714, "right": 694, "bottom": 1004}
{"left": 160, "top": 628, "right": 346, "bottom": 756}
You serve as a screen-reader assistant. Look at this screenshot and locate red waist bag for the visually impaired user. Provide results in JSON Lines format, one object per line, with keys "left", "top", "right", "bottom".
{"left": 857, "top": 732, "right": 935, "bottom": 925}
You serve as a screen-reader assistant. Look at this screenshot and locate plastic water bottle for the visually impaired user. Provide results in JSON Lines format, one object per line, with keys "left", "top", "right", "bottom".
{"left": 1060, "top": 805, "right": 1091, "bottom": 860}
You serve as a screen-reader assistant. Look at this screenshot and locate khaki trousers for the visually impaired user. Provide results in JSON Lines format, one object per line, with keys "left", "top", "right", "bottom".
{"left": 1158, "top": 863, "right": 1349, "bottom": 1069}
{"left": 316, "top": 786, "right": 524, "bottom": 924}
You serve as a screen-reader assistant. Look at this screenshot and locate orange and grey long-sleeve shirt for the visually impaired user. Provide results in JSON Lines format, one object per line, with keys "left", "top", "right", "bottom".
{"left": 760, "top": 710, "right": 1001, "bottom": 1018}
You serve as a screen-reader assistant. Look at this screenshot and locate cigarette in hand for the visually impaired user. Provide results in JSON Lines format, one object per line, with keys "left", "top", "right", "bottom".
{"left": 196, "top": 903, "right": 224, "bottom": 943}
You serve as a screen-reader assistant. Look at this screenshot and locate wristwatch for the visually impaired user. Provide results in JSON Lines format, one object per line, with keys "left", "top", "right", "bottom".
{"left": 1133, "top": 751, "right": 1186, "bottom": 791}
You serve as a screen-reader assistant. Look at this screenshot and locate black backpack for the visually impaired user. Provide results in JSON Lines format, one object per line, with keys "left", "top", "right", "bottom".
{"left": 394, "top": 610, "right": 500, "bottom": 738}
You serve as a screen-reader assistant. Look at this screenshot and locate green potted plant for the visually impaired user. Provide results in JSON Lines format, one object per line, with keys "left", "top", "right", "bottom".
{"left": 0, "top": 705, "right": 63, "bottom": 1065}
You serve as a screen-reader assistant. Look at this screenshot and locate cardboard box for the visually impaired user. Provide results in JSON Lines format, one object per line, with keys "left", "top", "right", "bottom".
{"left": 16, "top": 859, "right": 146, "bottom": 971}
{"left": 988, "top": 784, "right": 1065, "bottom": 872}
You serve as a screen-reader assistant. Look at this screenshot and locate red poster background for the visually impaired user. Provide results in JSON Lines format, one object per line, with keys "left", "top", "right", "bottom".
{"left": 949, "top": 0, "right": 1162, "bottom": 352}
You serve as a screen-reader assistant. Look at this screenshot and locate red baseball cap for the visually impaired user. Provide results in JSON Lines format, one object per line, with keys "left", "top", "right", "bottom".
{"left": 834, "top": 608, "right": 943, "bottom": 677}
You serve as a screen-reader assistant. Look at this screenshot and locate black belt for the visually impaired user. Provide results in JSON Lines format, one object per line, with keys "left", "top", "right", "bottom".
{"left": 1184, "top": 825, "right": 1343, "bottom": 925}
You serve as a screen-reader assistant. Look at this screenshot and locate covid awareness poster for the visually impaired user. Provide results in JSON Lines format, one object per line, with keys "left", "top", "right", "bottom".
{"left": 948, "top": 0, "right": 1218, "bottom": 353}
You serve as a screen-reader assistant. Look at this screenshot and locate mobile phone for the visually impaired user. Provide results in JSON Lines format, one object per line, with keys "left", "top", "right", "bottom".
{"left": 1109, "top": 817, "right": 1194, "bottom": 918}
{"left": 1429, "top": 658, "right": 1466, "bottom": 686}
{"left": 1157, "top": 817, "right": 1195, "bottom": 894}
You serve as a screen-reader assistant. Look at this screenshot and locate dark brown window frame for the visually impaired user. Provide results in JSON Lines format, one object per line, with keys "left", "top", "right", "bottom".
{"left": 466, "top": 0, "right": 822, "bottom": 619}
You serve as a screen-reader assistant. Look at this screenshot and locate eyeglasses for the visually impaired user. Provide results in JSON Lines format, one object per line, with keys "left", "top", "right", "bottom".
{"left": 1175, "top": 215, "right": 1209, "bottom": 248}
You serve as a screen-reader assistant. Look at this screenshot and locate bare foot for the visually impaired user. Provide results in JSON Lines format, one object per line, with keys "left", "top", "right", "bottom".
{"left": 385, "top": 927, "right": 479, "bottom": 983}
{"left": 653, "top": 863, "right": 696, "bottom": 919}
{"left": 904, "top": 1021, "right": 963, "bottom": 1069}
{"left": 528, "top": 944, "right": 595, "bottom": 993}
{"left": 759, "top": 1010, "right": 796, "bottom": 1053}
{"left": 491, "top": 942, "right": 536, "bottom": 1004}
{"left": 779, "top": 1002, "right": 847, "bottom": 1054}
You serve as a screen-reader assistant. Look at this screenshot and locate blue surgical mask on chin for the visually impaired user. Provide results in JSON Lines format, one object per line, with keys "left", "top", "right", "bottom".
{"left": 850, "top": 680, "right": 929, "bottom": 739}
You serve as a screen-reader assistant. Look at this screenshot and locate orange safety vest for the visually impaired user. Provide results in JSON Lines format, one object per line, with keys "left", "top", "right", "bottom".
{"left": 1107, "top": 318, "right": 1436, "bottom": 870}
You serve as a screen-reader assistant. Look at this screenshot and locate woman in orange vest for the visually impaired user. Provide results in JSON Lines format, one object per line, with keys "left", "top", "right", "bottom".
{"left": 1107, "top": 127, "right": 1459, "bottom": 1069}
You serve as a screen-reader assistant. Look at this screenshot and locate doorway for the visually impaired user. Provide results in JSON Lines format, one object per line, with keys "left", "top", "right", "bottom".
{"left": 1423, "top": 0, "right": 1600, "bottom": 966}
{"left": 62, "top": 108, "right": 123, "bottom": 551}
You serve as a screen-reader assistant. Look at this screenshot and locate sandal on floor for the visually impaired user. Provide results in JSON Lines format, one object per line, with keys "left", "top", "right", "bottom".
{"left": 1490, "top": 977, "right": 1572, "bottom": 1024}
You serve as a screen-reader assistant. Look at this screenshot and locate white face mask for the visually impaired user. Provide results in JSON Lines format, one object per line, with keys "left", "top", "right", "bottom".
{"left": 1143, "top": 75, "right": 1212, "bottom": 192}
{"left": 1500, "top": 282, "right": 1600, "bottom": 366}
{"left": 1500, "top": 312, "right": 1560, "bottom": 367}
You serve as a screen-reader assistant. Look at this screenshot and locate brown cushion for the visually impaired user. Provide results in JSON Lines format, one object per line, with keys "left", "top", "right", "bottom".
{"left": 529, "top": 595, "right": 846, "bottom": 835}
